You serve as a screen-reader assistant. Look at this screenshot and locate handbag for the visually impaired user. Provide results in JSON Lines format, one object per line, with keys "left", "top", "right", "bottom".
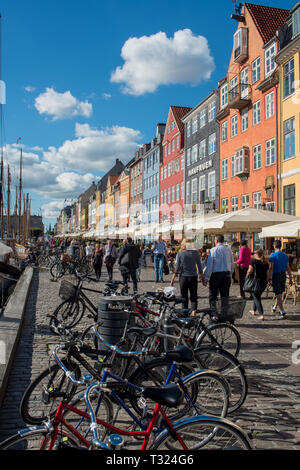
{"left": 243, "top": 262, "right": 261, "bottom": 295}
{"left": 163, "top": 257, "right": 170, "bottom": 275}
{"left": 120, "top": 252, "right": 130, "bottom": 268}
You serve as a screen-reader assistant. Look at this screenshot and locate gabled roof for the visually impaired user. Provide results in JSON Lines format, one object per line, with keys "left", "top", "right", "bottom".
{"left": 245, "top": 3, "right": 290, "bottom": 45}
{"left": 96, "top": 158, "right": 124, "bottom": 193}
{"left": 170, "top": 106, "right": 192, "bottom": 134}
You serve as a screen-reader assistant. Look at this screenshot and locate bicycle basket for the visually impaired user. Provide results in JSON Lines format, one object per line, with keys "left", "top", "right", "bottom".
{"left": 59, "top": 280, "right": 77, "bottom": 301}
{"left": 214, "top": 297, "right": 246, "bottom": 320}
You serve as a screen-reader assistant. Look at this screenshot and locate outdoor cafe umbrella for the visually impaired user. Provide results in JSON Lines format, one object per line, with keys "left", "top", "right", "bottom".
{"left": 202, "top": 208, "right": 299, "bottom": 234}
{"left": 260, "top": 219, "right": 300, "bottom": 238}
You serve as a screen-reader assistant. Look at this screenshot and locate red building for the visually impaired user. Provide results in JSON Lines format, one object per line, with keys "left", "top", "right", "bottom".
{"left": 160, "top": 106, "right": 192, "bottom": 232}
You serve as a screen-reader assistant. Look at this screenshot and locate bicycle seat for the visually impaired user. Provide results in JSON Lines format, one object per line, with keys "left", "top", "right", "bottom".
{"left": 171, "top": 317, "right": 196, "bottom": 329}
{"left": 142, "top": 384, "right": 183, "bottom": 408}
{"left": 164, "top": 345, "right": 194, "bottom": 363}
{"left": 127, "top": 326, "right": 157, "bottom": 338}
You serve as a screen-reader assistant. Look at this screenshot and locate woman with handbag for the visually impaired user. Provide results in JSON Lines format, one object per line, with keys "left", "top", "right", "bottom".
{"left": 245, "top": 249, "right": 269, "bottom": 321}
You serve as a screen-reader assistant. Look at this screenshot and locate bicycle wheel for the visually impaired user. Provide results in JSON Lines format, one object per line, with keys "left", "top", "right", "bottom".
{"left": 50, "top": 298, "right": 85, "bottom": 330}
{"left": 50, "top": 262, "right": 65, "bottom": 280}
{"left": 20, "top": 361, "right": 81, "bottom": 425}
{"left": 151, "top": 416, "right": 252, "bottom": 450}
{"left": 194, "top": 322, "right": 241, "bottom": 357}
{"left": 193, "top": 346, "right": 248, "bottom": 414}
{"left": 129, "top": 360, "right": 229, "bottom": 420}
{"left": 0, "top": 427, "right": 83, "bottom": 450}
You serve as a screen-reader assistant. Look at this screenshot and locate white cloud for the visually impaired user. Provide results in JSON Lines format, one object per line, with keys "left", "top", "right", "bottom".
{"left": 34, "top": 87, "right": 93, "bottom": 120}
{"left": 111, "top": 29, "right": 215, "bottom": 95}
{"left": 24, "top": 86, "right": 36, "bottom": 92}
{"left": 102, "top": 93, "right": 112, "bottom": 100}
{"left": 44, "top": 123, "right": 142, "bottom": 173}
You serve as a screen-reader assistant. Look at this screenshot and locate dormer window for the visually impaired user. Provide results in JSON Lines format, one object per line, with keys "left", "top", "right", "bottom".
{"left": 265, "top": 43, "right": 276, "bottom": 78}
{"left": 233, "top": 27, "right": 248, "bottom": 63}
{"left": 293, "top": 6, "right": 300, "bottom": 38}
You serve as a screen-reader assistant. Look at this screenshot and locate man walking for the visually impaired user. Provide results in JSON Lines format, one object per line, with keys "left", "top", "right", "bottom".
{"left": 268, "top": 240, "right": 293, "bottom": 317}
{"left": 151, "top": 235, "right": 167, "bottom": 283}
{"left": 236, "top": 240, "right": 252, "bottom": 298}
{"left": 118, "top": 237, "right": 141, "bottom": 293}
{"left": 203, "top": 235, "right": 234, "bottom": 318}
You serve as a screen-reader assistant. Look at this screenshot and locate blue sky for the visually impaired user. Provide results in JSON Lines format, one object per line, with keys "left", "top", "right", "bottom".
{"left": 0, "top": 0, "right": 295, "bottom": 229}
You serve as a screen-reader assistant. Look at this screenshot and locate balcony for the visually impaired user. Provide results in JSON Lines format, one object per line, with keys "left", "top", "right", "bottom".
{"left": 229, "top": 84, "right": 251, "bottom": 110}
{"left": 233, "top": 28, "right": 248, "bottom": 64}
{"left": 234, "top": 147, "right": 250, "bottom": 180}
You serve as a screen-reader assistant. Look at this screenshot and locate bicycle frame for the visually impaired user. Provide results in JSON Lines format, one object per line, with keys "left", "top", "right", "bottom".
{"left": 43, "top": 380, "right": 188, "bottom": 450}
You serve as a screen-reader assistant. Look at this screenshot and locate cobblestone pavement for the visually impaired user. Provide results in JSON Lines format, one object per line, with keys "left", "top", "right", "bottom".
{"left": 0, "top": 262, "right": 299, "bottom": 449}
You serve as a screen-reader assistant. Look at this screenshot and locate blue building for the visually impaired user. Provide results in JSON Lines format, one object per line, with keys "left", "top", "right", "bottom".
{"left": 142, "top": 123, "right": 166, "bottom": 243}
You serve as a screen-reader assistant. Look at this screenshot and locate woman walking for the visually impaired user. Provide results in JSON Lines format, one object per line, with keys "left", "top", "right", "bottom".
{"left": 104, "top": 240, "right": 118, "bottom": 281}
{"left": 245, "top": 249, "right": 269, "bottom": 321}
{"left": 93, "top": 243, "right": 104, "bottom": 281}
{"left": 170, "top": 239, "right": 203, "bottom": 316}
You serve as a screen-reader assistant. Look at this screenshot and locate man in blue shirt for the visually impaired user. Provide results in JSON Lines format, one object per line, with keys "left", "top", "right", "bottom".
{"left": 203, "top": 234, "right": 234, "bottom": 319}
{"left": 151, "top": 236, "right": 167, "bottom": 283}
{"left": 268, "top": 240, "right": 293, "bottom": 317}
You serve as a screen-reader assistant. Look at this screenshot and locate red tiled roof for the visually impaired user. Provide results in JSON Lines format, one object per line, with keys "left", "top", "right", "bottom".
{"left": 245, "top": 3, "right": 290, "bottom": 44}
{"left": 170, "top": 106, "right": 192, "bottom": 134}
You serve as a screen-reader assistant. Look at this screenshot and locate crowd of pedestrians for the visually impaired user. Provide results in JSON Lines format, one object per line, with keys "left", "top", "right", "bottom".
{"left": 46, "top": 234, "right": 294, "bottom": 320}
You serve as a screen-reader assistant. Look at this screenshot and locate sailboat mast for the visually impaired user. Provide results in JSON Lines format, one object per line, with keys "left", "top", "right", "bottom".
{"left": 7, "top": 164, "right": 10, "bottom": 237}
{"left": 18, "top": 148, "right": 22, "bottom": 242}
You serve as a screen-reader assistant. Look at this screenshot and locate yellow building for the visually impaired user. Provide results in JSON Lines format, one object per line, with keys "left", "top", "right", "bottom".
{"left": 276, "top": 2, "right": 300, "bottom": 216}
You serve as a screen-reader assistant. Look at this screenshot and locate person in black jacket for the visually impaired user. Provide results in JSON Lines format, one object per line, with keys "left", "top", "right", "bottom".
{"left": 118, "top": 237, "right": 141, "bottom": 293}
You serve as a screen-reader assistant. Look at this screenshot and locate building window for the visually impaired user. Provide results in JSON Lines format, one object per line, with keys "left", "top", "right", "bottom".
{"left": 222, "top": 198, "right": 228, "bottom": 213}
{"left": 240, "top": 67, "right": 249, "bottom": 98}
{"left": 181, "top": 155, "right": 184, "bottom": 170}
{"left": 168, "top": 125, "right": 171, "bottom": 133}
{"left": 284, "top": 117, "right": 295, "bottom": 160}
{"left": 199, "top": 139, "right": 206, "bottom": 159}
{"left": 168, "top": 163, "right": 171, "bottom": 177}
{"left": 221, "top": 121, "right": 228, "bottom": 142}
{"left": 186, "top": 181, "right": 190, "bottom": 204}
{"left": 168, "top": 143, "right": 171, "bottom": 155}
{"left": 172, "top": 185, "right": 175, "bottom": 203}
{"left": 253, "top": 191, "right": 262, "bottom": 209}
{"left": 266, "top": 138, "right": 275, "bottom": 166}
{"left": 293, "top": 7, "right": 300, "bottom": 37}
{"left": 192, "top": 178, "right": 198, "bottom": 204}
{"left": 172, "top": 121, "right": 175, "bottom": 130}
{"left": 241, "top": 108, "right": 248, "bottom": 132}
{"left": 172, "top": 139, "right": 175, "bottom": 152}
{"left": 192, "top": 115, "right": 198, "bottom": 134}
{"left": 208, "top": 171, "right": 215, "bottom": 201}
{"left": 160, "top": 168, "right": 163, "bottom": 181}
{"left": 199, "top": 175, "right": 206, "bottom": 202}
{"left": 230, "top": 76, "right": 238, "bottom": 92}
{"left": 265, "top": 43, "right": 276, "bottom": 78}
{"left": 192, "top": 144, "right": 198, "bottom": 164}
{"left": 231, "top": 196, "right": 238, "bottom": 211}
{"left": 175, "top": 158, "right": 179, "bottom": 172}
{"left": 176, "top": 135, "right": 180, "bottom": 149}
{"left": 208, "top": 101, "right": 216, "bottom": 121}
{"left": 186, "top": 148, "right": 191, "bottom": 166}
{"left": 187, "top": 121, "right": 191, "bottom": 138}
{"left": 231, "top": 155, "right": 236, "bottom": 177}
{"left": 164, "top": 166, "right": 167, "bottom": 179}
{"left": 253, "top": 101, "right": 261, "bottom": 126}
{"left": 242, "top": 194, "right": 250, "bottom": 209}
{"left": 164, "top": 145, "right": 167, "bottom": 157}
{"left": 284, "top": 58, "right": 295, "bottom": 98}
{"left": 231, "top": 115, "right": 238, "bottom": 137}
{"left": 221, "top": 84, "right": 228, "bottom": 108}
{"left": 200, "top": 109, "right": 207, "bottom": 128}
{"left": 164, "top": 189, "right": 167, "bottom": 204}
{"left": 208, "top": 133, "right": 216, "bottom": 155}
{"left": 284, "top": 184, "right": 296, "bottom": 215}
{"left": 222, "top": 158, "right": 228, "bottom": 180}
{"left": 252, "top": 57, "right": 261, "bottom": 84}
{"left": 253, "top": 144, "right": 262, "bottom": 170}
{"left": 176, "top": 183, "right": 180, "bottom": 201}
{"left": 181, "top": 181, "right": 184, "bottom": 200}
{"left": 167, "top": 187, "right": 171, "bottom": 204}
{"left": 265, "top": 91, "right": 274, "bottom": 119}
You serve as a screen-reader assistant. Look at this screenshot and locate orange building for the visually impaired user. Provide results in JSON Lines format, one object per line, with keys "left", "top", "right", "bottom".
{"left": 217, "top": 3, "right": 289, "bottom": 248}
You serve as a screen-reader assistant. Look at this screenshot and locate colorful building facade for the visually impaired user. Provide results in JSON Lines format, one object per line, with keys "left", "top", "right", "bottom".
{"left": 276, "top": 2, "right": 300, "bottom": 216}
